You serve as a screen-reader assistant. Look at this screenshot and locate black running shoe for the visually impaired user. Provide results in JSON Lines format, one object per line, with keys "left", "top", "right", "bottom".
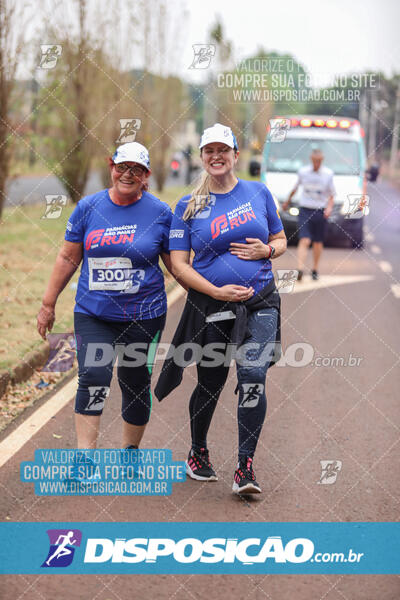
{"left": 232, "top": 456, "right": 261, "bottom": 494}
{"left": 311, "top": 269, "right": 319, "bottom": 280}
{"left": 186, "top": 447, "right": 218, "bottom": 481}
{"left": 297, "top": 270, "right": 303, "bottom": 281}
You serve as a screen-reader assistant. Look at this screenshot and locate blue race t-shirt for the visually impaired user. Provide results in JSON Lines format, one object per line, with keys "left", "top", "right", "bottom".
{"left": 65, "top": 189, "right": 172, "bottom": 321}
{"left": 169, "top": 179, "right": 283, "bottom": 292}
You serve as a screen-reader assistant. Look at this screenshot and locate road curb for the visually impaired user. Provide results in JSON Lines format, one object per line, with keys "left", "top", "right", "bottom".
{"left": 0, "top": 342, "right": 50, "bottom": 400}
{"left": 0, "top": 280, "right": 185, "bottom": 410}
{"left": 0, "top": 282, "right": 185, "bottom": 460}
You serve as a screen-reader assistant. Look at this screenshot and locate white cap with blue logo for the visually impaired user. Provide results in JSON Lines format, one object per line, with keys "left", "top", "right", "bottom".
{"left": 112, "top": 142, "right": 151, "bottom": 171}
{"left": 199, "top": 123, "right": 238, "bottom": 150}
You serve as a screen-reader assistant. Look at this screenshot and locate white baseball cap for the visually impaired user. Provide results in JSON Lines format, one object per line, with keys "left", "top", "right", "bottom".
{"left": 199, "top": 123, "right": 238, "bottom": 150}
{"left": 112, "top": 142, "right": 151, "bottom": 171}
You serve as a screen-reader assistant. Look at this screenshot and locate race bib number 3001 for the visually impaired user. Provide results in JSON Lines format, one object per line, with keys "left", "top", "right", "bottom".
{"left": 88, "top": 257, "right": 144, "bottom": 293}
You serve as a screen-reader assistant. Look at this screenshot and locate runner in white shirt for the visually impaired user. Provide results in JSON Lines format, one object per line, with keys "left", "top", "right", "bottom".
{"left": 282, "top": 149, "right": 335, "bottom": 280}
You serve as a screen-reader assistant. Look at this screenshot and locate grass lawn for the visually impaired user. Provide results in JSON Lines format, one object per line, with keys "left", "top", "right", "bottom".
{"left": 0, "top": 185, "right": 186, "bottom": 371}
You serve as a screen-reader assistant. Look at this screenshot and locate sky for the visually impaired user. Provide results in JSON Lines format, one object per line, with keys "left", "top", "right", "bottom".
{"left": 20, "top": 0, "right": 399, "bottom": 85}
{"left": 182, "top": 0, "right": 400, "bottom": 85}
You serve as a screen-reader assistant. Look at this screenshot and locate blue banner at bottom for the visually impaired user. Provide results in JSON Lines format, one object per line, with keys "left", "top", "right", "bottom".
{"left": 0, "top": 522, "right": 398, "bottom": 574}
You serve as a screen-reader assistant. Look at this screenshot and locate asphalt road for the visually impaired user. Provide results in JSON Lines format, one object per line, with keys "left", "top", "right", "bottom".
{"left": 0, "top": 180, "right": 399, "bottom": 599}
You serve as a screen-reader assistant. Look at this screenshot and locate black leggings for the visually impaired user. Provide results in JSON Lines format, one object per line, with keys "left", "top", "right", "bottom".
{"left": 189, "top": 307, "right": 278, "bottom": 458}
{"left": 74, "top": 312, "right": 165, "bottom": 425}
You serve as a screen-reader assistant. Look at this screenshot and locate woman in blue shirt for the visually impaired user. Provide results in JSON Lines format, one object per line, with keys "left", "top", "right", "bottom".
{"left": 167, "top": 124, "right": 287, "bottom": 494}
{"left": 37, "top": 142, "right": 173, "bottom": 452}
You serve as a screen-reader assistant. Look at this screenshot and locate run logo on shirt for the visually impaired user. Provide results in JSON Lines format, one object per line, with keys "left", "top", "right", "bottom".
{"left": 211, "top": 202, "right": 256, "bottom": 239}
{"left": 85, "top": 225, "right": 137, "bottom": 250}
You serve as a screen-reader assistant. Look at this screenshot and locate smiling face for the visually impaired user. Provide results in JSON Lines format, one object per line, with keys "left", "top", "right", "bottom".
{"left": 108, "top": 158, "right": 150, "bottom": 199}
{"left": 201, "top": 143, "right": 238, "bottom": 177}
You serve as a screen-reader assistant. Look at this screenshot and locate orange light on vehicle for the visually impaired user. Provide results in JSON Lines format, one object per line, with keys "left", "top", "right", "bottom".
{"left": 291, "top": 118, "right": 299, "bottom": 126}
{"left": 326, "top": 119, "right": 337, "bottom": 128}
{"left": 360, "top": 127, "right": 365, "bottom": 137}
{"left": 300, "top": 119, "right": 312, "bottom": 127}
{"left": 314, "top": 119, "right": 325, "bottom": 127}
{"left": 339, "top": 119, "right": 351, "bottom": 128}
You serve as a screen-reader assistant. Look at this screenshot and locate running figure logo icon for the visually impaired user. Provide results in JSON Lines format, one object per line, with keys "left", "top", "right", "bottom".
{"left": 193, "top": 195, "right": 216, "bottom": 219}
{"left": 116, "top": 118, "right": 142, "bottom": 144}
{"left": 275, "top": 269, "right": 298, "bottom": 293}
{"left": 239, "top": 384, "right": 264, "bottom": 408}
{"left": 268, "top": 118, "right": 291, "bottom": 143}
{"left": 86, "top": 386, "right": 110, "bottom": 411}
{"left": 41, "top": 333, "right": 77, "bottom": 372}
{"left": 317, "top": 460, "right": 342, "bottom": 484}
{"left": 189, "top": 44, "right": 216, "bottom": 69}
{"left": 41, "top": 195, "right": 67, "bottom": 219}
{"left": 41, "top": 529, "right": 82, "bottom": 568}
{"left": 344, "top": 194, "right": 370, "bottom": 219}
{"left": 38, "top": 45, "right": 62, "bottom": 69}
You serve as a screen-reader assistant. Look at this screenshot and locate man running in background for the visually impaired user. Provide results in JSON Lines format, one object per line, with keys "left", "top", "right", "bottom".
{"left": 282, "top": 148, "right": 335, "bottom": 281}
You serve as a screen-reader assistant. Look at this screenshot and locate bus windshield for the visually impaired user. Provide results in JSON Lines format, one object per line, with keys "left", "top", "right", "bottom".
{"left": 265, "top": 139, "right": 360, "bottom": 175}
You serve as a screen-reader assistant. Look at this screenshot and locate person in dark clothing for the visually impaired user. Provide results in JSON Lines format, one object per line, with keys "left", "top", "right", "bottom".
{"left": 164, "top": 123, "right": 287, "bottom": 494}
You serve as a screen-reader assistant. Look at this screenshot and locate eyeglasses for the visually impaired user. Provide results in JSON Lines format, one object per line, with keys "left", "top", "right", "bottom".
{"left": 113, "top": 163, "right": 146, "bottom": 177}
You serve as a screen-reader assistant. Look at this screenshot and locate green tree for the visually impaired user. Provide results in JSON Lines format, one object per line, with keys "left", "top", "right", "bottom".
{"left": 36, "top": 0, "right": 129, "bottom": 202}
{"left": 0, "top": 0, "right": 26, "bottom": 219}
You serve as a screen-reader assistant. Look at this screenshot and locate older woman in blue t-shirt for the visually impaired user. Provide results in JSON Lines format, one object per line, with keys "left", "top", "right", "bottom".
{"left": 37, "top": 142, "right": 173, "bottom": 454}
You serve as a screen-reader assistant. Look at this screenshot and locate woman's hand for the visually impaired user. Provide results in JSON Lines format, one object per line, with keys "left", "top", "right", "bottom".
{"left": 229, "top": 238, "right": 269, "bottom": 260}
{"left": 36, "top": 240, "right": 82, "bottom": 340}
{"left": 213, "top": 284, "right": 254, "bottom": 302}
{"left": 37, "top": 304, "right": 55, "bottom": 340}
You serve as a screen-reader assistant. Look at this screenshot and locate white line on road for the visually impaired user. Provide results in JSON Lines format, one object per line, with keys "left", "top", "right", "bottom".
{"left": 0, "top": 376, "right": 78, "bottom": 469}
{"left": 365, "top": 232, "right": 375, "bottom": 242}
{"left": 379, "top": 261, "right": 393, "bottom": 274}
{"left": 289, "top": 274, "right": 374, "bottom": 294}
{"left": 391, "top": 284, "right": 400, "bottom": 299}
{"left": 370, "top": 245, "right": 382, "bottom": 255}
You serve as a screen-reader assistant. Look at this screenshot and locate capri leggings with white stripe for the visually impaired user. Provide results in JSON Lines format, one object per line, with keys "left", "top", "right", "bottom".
{"left": 74, "top": 312, "right": 165, "bottom": 425}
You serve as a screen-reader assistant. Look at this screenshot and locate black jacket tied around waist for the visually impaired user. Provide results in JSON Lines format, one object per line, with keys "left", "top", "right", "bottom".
{"left": 154, "top": 278, "right": 281, "bottom": 401}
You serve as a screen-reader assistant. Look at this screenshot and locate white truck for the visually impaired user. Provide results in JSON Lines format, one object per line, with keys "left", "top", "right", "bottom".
{"left": 261, "top": 115, "right": 375, "bottom": 248}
